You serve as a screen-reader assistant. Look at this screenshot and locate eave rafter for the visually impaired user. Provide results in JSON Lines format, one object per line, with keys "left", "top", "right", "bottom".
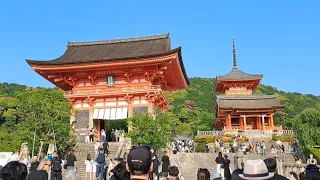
{"left": 32, "top": 54, "right": 176, "bottom": 72}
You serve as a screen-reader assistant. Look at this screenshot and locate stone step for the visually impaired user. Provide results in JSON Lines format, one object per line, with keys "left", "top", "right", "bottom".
{"left": 73, "top": 142, "right": 120, "bottom": 179}
{"left": 175, "top": 151, "right": 296, "bottom": 180}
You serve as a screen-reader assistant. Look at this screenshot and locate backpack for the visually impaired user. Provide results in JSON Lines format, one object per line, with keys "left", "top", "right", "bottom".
{"left": 96, "top": 153, "right": 105, "bottom": 164}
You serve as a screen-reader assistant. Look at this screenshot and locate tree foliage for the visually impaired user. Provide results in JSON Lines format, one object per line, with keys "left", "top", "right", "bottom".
{"left": 127, "top": 112, "right": 177, "bottom": 150}
{"left": 292, "top": 104, "right": 320, "bottom": 152}
{"left": 166, "top": 78, "right": 320, "bottom": 133}
{"left": 0, "top": 87, "right": 73, "bottom": 152}
{"left": 0, "top": 77, "right": 320, "bottom": 152}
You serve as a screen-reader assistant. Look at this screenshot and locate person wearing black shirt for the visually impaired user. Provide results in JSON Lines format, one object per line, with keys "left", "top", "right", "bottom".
{"left": 110, "top": 158, "right": 130, "bottom": 180}
{"left": 264, "top": 158, "right": 287, "bottom": 180}
{"left": 215, "top": 152, "right": 225, "bottom": 178}
{"left": 150, "top": 149, "right": 159, "bottom": 180}
{"left": 223, "top": 154, "right": 231, "bottom": 180}
{"left": 29, "top": 159, "right": 51, "bottom": 180}
{"left": 51, "top": 151, "right": 62, "bottom": 180}
{"left": 29, "top": 156, "right": 40, "bottom": 172}
{"left": 161, "top": 151, "right": 170, "bottom": 178}
{"left": 66, "top": 150, "right": 77, "bottom": 170}
{"left": 103, "top": 141, "right": 109, "bottom": 155}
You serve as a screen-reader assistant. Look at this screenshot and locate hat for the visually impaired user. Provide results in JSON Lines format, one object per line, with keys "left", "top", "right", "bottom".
{"left": 239, "top": 159, "right": 274, "bottom": 180}
{"left": 127, "top": 146, "right": 152, "bottom": 172}
{"left": 212, "top": 172, "right": 222, "bottom": 179}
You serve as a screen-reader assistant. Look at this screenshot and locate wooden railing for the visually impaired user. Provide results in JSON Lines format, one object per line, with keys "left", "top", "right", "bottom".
{"left": 64, "top": 85, "right": 162, "bottom": 97}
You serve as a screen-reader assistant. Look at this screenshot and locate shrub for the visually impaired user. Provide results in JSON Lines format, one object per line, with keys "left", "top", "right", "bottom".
{"left": 236, "top": 137, "right": 249, "bottom": 142}
{"left": 194, "top": 135, "right": 216, "bottom": 152}
{"left": 221, "top": 136, "right": 232, "bottom": 142}
{"left": 272, "top": 135, "right": 294, "bottom": 142}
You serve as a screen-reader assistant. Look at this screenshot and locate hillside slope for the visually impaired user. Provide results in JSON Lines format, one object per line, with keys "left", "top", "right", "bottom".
{"left": 166, "top": 77, "right": 320, "bottom": 131}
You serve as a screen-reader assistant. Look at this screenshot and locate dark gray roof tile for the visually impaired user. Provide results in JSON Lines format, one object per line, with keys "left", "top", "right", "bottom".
{"left": 216, "top": 95, "right": 283, "bottom": 109}
{"left": 217, "top": 67, "right": 263, "bottom": 80}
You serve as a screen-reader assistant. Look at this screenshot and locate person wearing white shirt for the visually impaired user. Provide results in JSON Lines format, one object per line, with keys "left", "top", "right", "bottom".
{"left": 114, "top": 129, "right": 120, "bottom": 142}
{"left": 19, "top": 154, "right": 29, "bottom": 166}
{"left": 307, "top": 154, "right": 317, "bottom": 165}
{"left": 276, "top": 139, "right": 282, "bottom": 147}
{"left": 85, "top": 154, "right": 94, "bottom": 180}
{"left": 95, "top": 141, "right": 100, "bottom": 156}
{"left": 9, "top": 151, "right": 19, "bottom": 162}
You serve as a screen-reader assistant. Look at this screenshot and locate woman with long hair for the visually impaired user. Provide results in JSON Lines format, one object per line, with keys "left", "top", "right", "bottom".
{"left": 197, "top": 168, "right": 210, "bottom": 180}
{"left": 223, "top": 154, "right": 231, "bottom": 180}
{"left": 66, "top": 150, "right": 77, "bottom": 170}
{"left": 85, "top": 154, "right": 94, "bottom": 180}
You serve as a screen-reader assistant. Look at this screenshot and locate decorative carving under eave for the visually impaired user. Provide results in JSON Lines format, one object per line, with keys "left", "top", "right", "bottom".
{"left": 145, "top": 71, "right": 157, "bottom": 81}
{"left": 69, "top": 98, "right": 76, "bottom": 105}
{"left": 145, "top": 91, "right": 161, "bottom": 103}
{"left": 124, "top": 73, "right": 133, "bottom": 83}
{"left": 124, "top": 94, "right": 134, "bottom": 104}
{"left": 86, "top": 97, "right": 96, "bottom": 106}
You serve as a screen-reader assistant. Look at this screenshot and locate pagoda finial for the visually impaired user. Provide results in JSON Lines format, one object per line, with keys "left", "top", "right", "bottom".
{"left": 232, "top": 38, "right": 237, "bottom": 67}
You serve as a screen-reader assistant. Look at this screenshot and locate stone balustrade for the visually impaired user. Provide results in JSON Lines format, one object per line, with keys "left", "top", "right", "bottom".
{"left": 197, "top": 129, "right": 294, "bottom": 136}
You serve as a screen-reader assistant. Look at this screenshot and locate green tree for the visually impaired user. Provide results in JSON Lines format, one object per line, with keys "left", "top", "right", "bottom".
{"left": 13, "top": 88, "right": 73, "bottom": 153}
{"left": 127, "top": 112, "right": 177, "bottom": 150}
{"left": 293, "top": 105, "right": 320, "bottom": 152}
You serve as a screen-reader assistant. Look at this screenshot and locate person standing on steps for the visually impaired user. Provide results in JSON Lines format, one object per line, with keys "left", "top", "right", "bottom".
{"left": 223, "top": 154, "right": 231, "bottom": 180}
{"left": 95, "top": 148, "right": 106, "bottom": 180}
{"left": 101, "top": 129, "right": 106, "bottom": 142}
{"left": 150, "top": 149, "right": 159, "bottom": 180}
{"left": 85, "top": 154, "right": 94, "bottom": 180}
{"left": 115, "top": 129, "right": 120, "bottom": 142}
{"left": 111, "top": 129, "right": 116, "bottom": 142}
{"left": 160, "top": 150, "right": 170, "bottom": 178}
{"left": 215, "top": 152, "right": 225, "bottom": 179}
{"left": 89, "top": 128, "right": 94, "bottom": 143}
{"left": 66, "top": 150, "right": 77, "bottom": 171}
{"left": 95, "top": 141, "right": 100, "bottom": 156}
{"left": 85, "top": 127, "right": 90, "bottom": 144}
{"left": 51, "top": 151, "right": 62, "bottom": 180}
{"left": 103, "top": 141, "right": 109, "bottom": 156}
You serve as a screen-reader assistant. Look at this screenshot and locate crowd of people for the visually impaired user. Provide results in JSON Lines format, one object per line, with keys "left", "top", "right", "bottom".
{"left": 1, "top": 144, "right": 320, "bottom": 180}
{"left": 199, "top": 156, "right": 320, "bottom": 180}
{"left": 86, "top": 128, "right": 123, "bottom": 144}
{"left": 0, "top": 149, "right": 79, "bottom": 180}
{"left": 171, "top": 139, "right": 194, "bottom": 153}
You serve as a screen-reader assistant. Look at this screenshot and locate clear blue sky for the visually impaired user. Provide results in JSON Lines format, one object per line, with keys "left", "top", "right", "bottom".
{"left": 1, "top": 0, "right": 319, "bottom": 95}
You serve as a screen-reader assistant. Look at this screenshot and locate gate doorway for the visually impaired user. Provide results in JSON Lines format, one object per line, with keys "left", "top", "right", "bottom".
{"left": 93, "top": 119, "right": 128, "bottom": 142}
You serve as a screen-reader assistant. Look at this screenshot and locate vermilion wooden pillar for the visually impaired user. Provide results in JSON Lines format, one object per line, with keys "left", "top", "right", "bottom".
{"left": 270, "top": 114, "right": 274, "bottom": 129}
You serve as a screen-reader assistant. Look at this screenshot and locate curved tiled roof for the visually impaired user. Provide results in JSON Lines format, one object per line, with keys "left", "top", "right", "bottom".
{"left": 216, "top": 67, "right": 263, "bottom": 80}
{"left": 216, "top": 95, "right": 283, "bottom": 110}
{"left": 26, "top": 34, "right": 171, "bottom": 65}
{"left": 26, "top": 34, "right": 189, "bottom": 85}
